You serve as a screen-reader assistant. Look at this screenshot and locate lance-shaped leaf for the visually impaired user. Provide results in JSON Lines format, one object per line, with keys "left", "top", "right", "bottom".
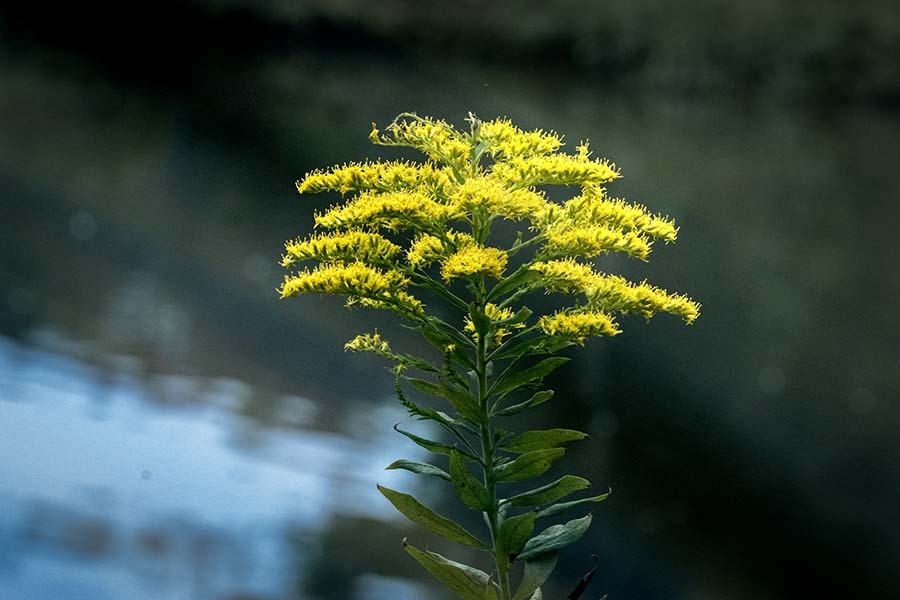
{"left": 407, "top": 376, "right": 481, "bottom": 423}
{"left": 440, "top": 379, "right": 483, "bottom": 423}
{"left": 407, "top": 376, "right": 445, "bottom": 397}
{"left": 386, "top": 459, "right": 451, "bottom": 481}
{"left": 513, "top": 551, "right": 558, "bottom": 600}
{"left": 492, "top": 357, "right": 569, "bottom": 397}
{"left": 505, "top": 475, "right": 591, "bottom": 507}
{"left": 498, "top": 306, "right": 532, "bottom": 327}
{"left": 394, "top": 424, "right": 455, "bottom": 455}
{"left": 378, "top": 485, "right": 487, "bottom": 549}
{"left": 450, "top": 450, "right": 489, "bottom": 510}
{"left": 496, "top": 510, "right": 536, "bottom": 561}
{"left": 536, "top": 489, "right": 611, "bottom": 519}
{"left": 494, "top": 390, "right": 554, "bottom": 417}
{"left": 517, "top": 514, "right": 593, "bottom": 561}
{"left": 503, "top": 429, "right": 588, "bottom": 453}
{"left": 494, "top": 448, "right": 566, "bottom": 483}
{"left": 486, "top": 267, "right": 539, "bottom": 302}
{"left": 404, "top": 541, "right": 494, "bottom": 600}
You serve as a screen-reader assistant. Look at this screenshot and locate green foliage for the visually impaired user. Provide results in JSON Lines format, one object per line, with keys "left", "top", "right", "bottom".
{"left": 377, "top": 485, "right": 487, "bottom": 550}
{"left": 281, "top": 113, "right": 699, "bottom": 599}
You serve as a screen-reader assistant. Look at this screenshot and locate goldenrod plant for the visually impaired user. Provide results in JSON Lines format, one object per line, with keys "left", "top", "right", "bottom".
{"left": 280, "top": 113, "right": 698, "bottom": 600}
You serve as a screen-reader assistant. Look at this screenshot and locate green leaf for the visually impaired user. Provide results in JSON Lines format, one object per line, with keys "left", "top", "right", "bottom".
{"left": 499, "top": 306, "right": 532, "bottom": 326}
{"left": 440, "top": 380, "right": 482, "bottom": 423}
{"left": 394, "top": 424, "right": 455, "bottom": 455}
{"left": 492, "top": 357, "right": 569, "bottom": 397}
{"left": 407, "top": 376, "right": 482, "bottom": 423}
{"left": 536, "top": 489, "right": 612, "bottom": 519}
{"left": 487, "top": 267, "right": 539, "bottom": 302}
{"left": 496, "top": 511, "right": 536, "bottom": 560}
{"left": 517, "top": 514, "right": 593, "bottom": 561}
{"left": 378, "top": 485, "right": 487, "bottom": 549}
{"left": 491, "top": 333, "right": 543, "bottom": 361}
{"left": 505, "top": 476, "right": 591, "bottom": 507}
{"left": 493, "top": 391, "right": 554, "bottom": 417}
{"left": 512, "top": 552, "right": 557, "bottom": 600}
{"left": 494, "top": 448, "right": 566, "bottom": 483}
{"left": 386, "top": 459, "right": 451, "bottom": 481}
{"left": 450, "top": 450, "right": 489, "bottom": 510}
{"left": 503, "top": 429, "right": 588, "bottom": 453}
{"left": 407, "top": 376, "right": 445, "bottom": 397}
{"left": 404, "top": 541, "right": 492, "bottom": 599}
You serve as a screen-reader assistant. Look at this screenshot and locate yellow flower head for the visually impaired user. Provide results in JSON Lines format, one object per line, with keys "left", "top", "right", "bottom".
{"left": 449, "top": 176, "right": 550, "bottom": 221}
{"left": 406, "top": 231, "right": 475, "bottom": 268}
{"left": 298, "top": 160, "right": 453, "bottom": 196}
{"left": 563, "top": 187, "right": 678, "bottom": 242}
{"left": 282, "top": 230, "right": 401, "bottom": 267}
{"left": 463, "top": 303, "right": 524, "bottom": 343}
{"left": 529, "top": 259, "right": 600, "bottom": 294}
{"left": 491, "top": 154, "right": 620, "bottom": 188}
{"left": 478, "top": 118, "right": 563, "bottom": 159}
{"left": 543, "top": 223, "right": 652, "bottom": 261}
{"left": 586, "top": 275, "right": 700, "bottom": 324}
{"left": 280, "top": 262, "right": 423, "bottom": 316}
{"left": 440, "top": 245, "right": 508, "bottom": 281}
{"left": 344, "top": 332, "right": 394, "bottom": 357}
{"left": 315, "top": 191, "right": 463, "bottom": 232}
{"left": 370, "top": 114, "right": 472, "bottom": 170}
{"left": 538, "top": 310, "right": 621, "bottom": 345}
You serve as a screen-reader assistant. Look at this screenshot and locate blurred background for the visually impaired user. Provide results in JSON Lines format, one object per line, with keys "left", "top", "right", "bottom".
{"left": 1, "top": 1, "right": 899, "bottom": 599}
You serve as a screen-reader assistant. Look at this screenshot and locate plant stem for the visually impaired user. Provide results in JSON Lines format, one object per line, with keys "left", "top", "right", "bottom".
{"left": 475, "top": 292, "right": 512, "bottom": 600}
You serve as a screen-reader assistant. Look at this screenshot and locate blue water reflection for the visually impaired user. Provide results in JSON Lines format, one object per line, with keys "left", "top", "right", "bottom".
{"left": 0, "top": 334, "right": 427, "bottom": 600}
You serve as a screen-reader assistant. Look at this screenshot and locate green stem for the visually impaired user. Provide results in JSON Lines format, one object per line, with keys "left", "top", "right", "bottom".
{"left": 475, "top": 288, "right": 512, "bottom": 600}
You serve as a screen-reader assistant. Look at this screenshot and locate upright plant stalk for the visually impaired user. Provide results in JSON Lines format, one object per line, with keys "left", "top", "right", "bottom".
{"left": 474, "top": 287, "right": 511, "bottom": 599}
{"left": 278, "top": 113, "right": 699, "bottom": 600}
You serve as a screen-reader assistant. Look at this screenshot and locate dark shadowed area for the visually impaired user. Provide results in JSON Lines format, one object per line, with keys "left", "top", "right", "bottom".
{"left": 1, "top": 2, "right": 898, "bottom": 599}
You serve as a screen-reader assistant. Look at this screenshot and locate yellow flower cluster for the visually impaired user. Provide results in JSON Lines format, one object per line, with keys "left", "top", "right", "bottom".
{"left": 344, "top": 332, "right": 394, "bottom": 357}
{"left": 463, "top": 303, "right": 524, "bottom": 343}
{"left": 529, "top": 259, "right": 700, "bottom": 324}
{"left": 370, "top": 115, "right": 472, "bottom": 170}
{"left": 538, "top": 311, "right": 621, "bottom": 344}
{"left": 297, "top": 160, "right": 453, "bottom": 196}
{"left": 315, "top": 191, "right": 463, "bottom": 232}
{"left": 587, "top": 275, "right": 700, "bottom": 324}
{"left": 449, "top": 176, "right": 550, "bottom": 220}
{"left": 280, "top": 262, "right": 423, "bottom": 315}
{"left": 283, "top": 113, "right": 698, "bottom": 330}
{"left": 282, "top": 230, "right": 400, "bottom": 267}
{"left": 406, "top": 231, "right": 475, "bottom": 267}
{"left": 491, "top": 154, "right": 620, "bottom": 188}
{"left": 562, "top": 187, "right": 678, "bottom": 242}
{"left": 528, "top": 259, "right": 598, "bottom": 293}
{"left": 440, "top": 245, "right": 508, "bottom": 281}
{"left": 543, "top": 223, "right": 651, "bottom": 260}
{"left": 477, "top": 118, "right": 563, "bottom": 159}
